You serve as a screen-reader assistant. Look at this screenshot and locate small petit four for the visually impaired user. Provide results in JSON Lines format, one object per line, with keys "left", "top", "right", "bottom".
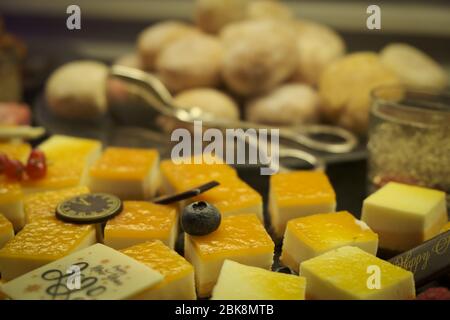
{"left": 0, "top": 244, "right": 163, "bottom": 300}
{"left": 121, "top": 240, "right": 196, "bottom": 300}
{"left": 104, "top": 201, "right": 178, "bottom": 250}
{"left": 88, "top": 147, "right": 160, "bottom": 200}
{"left": 441, "top": 222, "right": 450, "bottom": 233}
{"left": 0, "top": 213, "right": 14, "bottom": 249}
{"left": 160, "top": 158, "right": 237, "bottom": 195}
{"left": 211, "top": 260, "right": 306, "bottom": 300}
{"left": 269, "top": 170, "right": 336, "bottom": 237}
{"left": 24, "top": 186, "right": 90, "bottom": 223}
{"left": 161, "top": 159, "right": 262, "bottom": 220}
{"left": 23, "top": 135, "right": 101, "bottom": 192}
{"left": 0, "top": 182, "right": 24, "bottom": 231}
{"left": 300, "top": 246, "right": 415, "bottom": 300}
{"left": 362, "top": 182, "right": 448, "bottom": 251}
{"left": 281, "top": 211, "right": 378, "bottom": 272}
{"left": 185, "top": 214, "right": 274, "bottom": 298}
{"left": 0, "top": 217, "right": 96, "bottom": 281}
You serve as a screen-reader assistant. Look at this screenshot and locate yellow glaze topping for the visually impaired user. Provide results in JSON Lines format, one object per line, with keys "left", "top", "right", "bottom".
{"left": 189, "top": 214, "right": 274, "bottom": 260}
{"left": 160, "top": 158, "right": 237, "bottom": 192}
{"left": 271, "top": 170, "right": 335, "bottom": 207}
{"left": 0, "top": 213, "right": 13, "bottom": 234}
{"left": 217, "top": 260, "right": 305, "bottom": 300}
{"left": 121, "top": 240, "right": 193, "bottom": 283}
{"left": 194, "top": 176, "right": 261, "bottom": 212}
{"left": 90, "top": 147, "right": 158, "bottom": 180}
{"left": 0, "top": 142, "right": 31, "bottom": 162}
{"left": 0, "top": 182, "right": 23, "bottom": 204}
{"left": 23, "top": 135, "right": 101, "bottom": 190}
{"left": 301, "top": 246, "right": 414, "bottom": 296}
{"left": 105, "top": 201, "right": 177, "bottom": 238}
{"left": 287, "top": 211, "right": 378, "bottom": 251}
{"left": 24, "top": 186, "right": 90, "bottom": 223}
{"left": 0, "top": 217, "right": 94, "bottom": 260}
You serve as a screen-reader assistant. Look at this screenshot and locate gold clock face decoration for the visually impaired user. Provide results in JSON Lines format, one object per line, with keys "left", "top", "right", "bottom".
{"left": 56, "top": 193, "right": 122, "bottom": 224}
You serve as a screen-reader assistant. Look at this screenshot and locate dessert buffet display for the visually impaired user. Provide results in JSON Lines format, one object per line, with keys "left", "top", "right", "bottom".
{"left": 0, "top": 135, "right": 448, "bottom": 300}
{"left": 0, "top": 0, "right": 449, "bottom": 302}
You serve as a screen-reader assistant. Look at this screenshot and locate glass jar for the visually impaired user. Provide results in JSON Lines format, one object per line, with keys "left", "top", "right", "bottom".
{"left": 368, "top": 85, "right": 450, "bottom": 206}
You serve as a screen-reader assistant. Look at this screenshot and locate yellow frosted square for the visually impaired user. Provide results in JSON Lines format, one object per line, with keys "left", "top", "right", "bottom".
{"left": 121, "top": 240, "right": 196, "bottom": 300}
{"left": 0, "top": 216, "right": 96, "bottom": 280}
{"left": 212, "top": 260, "right": 306, "bottom": 300}
{"left": 185, "top": 214, "right": 274, "bottom": 298}
{"left": 300, "top": 246, "right": 415, "bottom": 300}
{"left": 269, "top": 170, "right": 336, "bottom": 237}
{"left": 0, "top": 182, "right": 24, "bottom": 231}
{"left": 362, "top": 182, "right": 448, "bottom": 251}
{"left": 281, "top": 211, "right": 378, "bottom": 272}
{"left": 24, "top": 186, "right": 90, "bottom": 223}
{"left": 88, "top": 147, "right": 160, "bottom": 199}
{"left": 104, "top": 201, "right": 178, "bottom": 249}
{"left": 23, "top": 135, "right": 101, "bottom": 192}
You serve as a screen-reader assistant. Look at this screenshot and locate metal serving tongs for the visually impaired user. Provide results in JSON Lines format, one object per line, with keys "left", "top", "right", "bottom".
{"left": 110, "top": 65, "right": 358, "bottom": 170}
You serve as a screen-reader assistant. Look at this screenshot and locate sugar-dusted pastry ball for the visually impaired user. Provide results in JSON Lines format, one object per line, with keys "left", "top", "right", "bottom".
{"left": 194, "top": 0, "right": 250, "bottom": 34}
{"left": 45, "top": 60, "right": 109, "bottom": 120}
{"left": 174, "top": 88, "right": 240, "bottom": 121}
{"left": 156, "top": 33, "right": 223, "bottom": 93}
{"left": 221, "top": 19, "right": 297, "bottom": 96}
{"left": 137, "top": 21, "right": 199, "bottom": 71}
{"left": 246, "top": 0, "right": 294, "bottom": 21}
{"left": 319, "top": 52, "right": 400, "bottom": 134}
{"left": 380, "top": 43, "right": 449, "bottom": 89}
{"left": 245, "top": 83, "right": 320, "bottom": 126}
{"left": 292, "top": 20, "right": 346, "bottom": 86}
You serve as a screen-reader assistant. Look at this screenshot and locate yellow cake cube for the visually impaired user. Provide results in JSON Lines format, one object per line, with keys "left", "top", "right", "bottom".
{"left": 22, "top": 135, "right": 101, "bottom": 192}
{"left": 160, "top": 157, "right": 237, "bottom": 195}
{"left": 300, "top": 246, "right": 415, "bottom": 300}
{"left": 121, "top": 240, "right": 196, "bottom": 300}
{"left": 281, "top": 211, "right": 378, "bottom": 272}
{"left": 0, "top": 213, "right": 14, "bottom": 249}
{"left": 362, "top": 182, "right": 448, "bottom": 251}
{"left": 24, "top": 186, "right": 90, "bottom": 224}
{"left": 161, "top": 160, "right": 262, "bottom": 220}
{"left": 441, "top": 222, "right": 450, "bottom": 233}
{"left": 269, "top": 170, "right": 336, "bottom": 237}
{"left": 0, "top": 141, "right": 31, "bottom": 163}
{"left": 212, "top": 260, "right": 306, "bottom": 300}
{"left": 104, "top": 201, "right": 178, "bottom": 250}
{"left": 185, "top": 214, "right": 274, "bottom": 298}
{"left": 0, "top": 217, "right": 96, "bottom": 281}
{"left": 88, "top": 147, "right": 160, "bottom": 200}
{"left": 0, "top": 182, "right": 24, "bottom": 231}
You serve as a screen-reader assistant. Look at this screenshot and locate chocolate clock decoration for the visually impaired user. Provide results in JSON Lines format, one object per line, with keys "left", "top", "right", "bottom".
{"left": 56, "top": 193, "right": 122, "bottom": 224}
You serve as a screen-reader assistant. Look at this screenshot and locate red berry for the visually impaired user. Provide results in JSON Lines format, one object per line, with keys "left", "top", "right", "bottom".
{"left": 26, "top": 149, "right": 47, "bottom": 179}
{"left": 5, "top": 158, "right": 25, "bottom": 181}
{"left": 0, "top": 153, "right": 8, "bottom": 174}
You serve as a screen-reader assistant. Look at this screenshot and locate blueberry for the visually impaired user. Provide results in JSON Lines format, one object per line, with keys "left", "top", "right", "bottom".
{"left": 181, "top": 201, "right": 221, "bottom": 236}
